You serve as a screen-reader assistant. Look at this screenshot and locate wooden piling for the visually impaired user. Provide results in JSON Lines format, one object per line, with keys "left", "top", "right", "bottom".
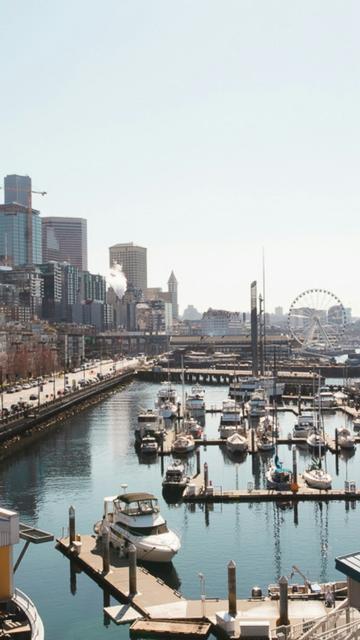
{"left": 204, "top": 463, "right": 208, "bottom": 490}
{"left": 129, "top": 544, "right": 137, "bottom": 595}
{"left": 69, "top": 505, "right": 75, "bottom": 546}
{"left": 277, "top": 576, "right": 289, "bottom": 626}
{"left": 196, "top": 449, "right": 201, "bottom": 476}
{"left": 228, "top": 560, "right": 237, "bottom": 617}
{"left": 102, "top": 527, "right": 110, "bottom": 574}
{"left": 292, "top": 447, "right": 297, "bottom": 484}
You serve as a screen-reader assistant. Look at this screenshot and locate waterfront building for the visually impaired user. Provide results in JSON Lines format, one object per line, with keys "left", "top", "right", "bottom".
{"left": 81, "top": 271, "right": 106, "bottom": 303}
{"left": 42, "top": 217, "right": 88, "bottom": 271}
{"left": 202, "top": 308, "right": 242, "bottom": 336}
{"left": 182, "top": 304, "right": 202, "bottom": 321}
{"left": 0, "top": 203, "right": 42, "bottom": 266}
{"left": 167, "top": 271, "right": 178, "bottom": 319}
{"left": 136, "top": 299, "right": 172, "bottom": 333}
{"left": 109, "top": 243, "right": 147, "bottom": 292}
{"left": 4, "top": 174, "right": 31, "bottom": 207}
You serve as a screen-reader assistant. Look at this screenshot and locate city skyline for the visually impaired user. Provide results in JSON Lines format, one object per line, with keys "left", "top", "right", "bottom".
{"left": 1, "top": 2, "right": 359, "bottom": 314}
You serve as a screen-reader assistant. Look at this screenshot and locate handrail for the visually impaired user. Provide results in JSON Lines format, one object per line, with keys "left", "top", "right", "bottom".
{"left": 13, "top": 588, "right": 44, "bottom": 640}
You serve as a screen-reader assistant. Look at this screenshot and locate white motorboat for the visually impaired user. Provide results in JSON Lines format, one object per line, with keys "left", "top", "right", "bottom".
{"left": 226, "top": 431, "right": 248, "bottom": 454}
{"left": 183, "top": 417, "right": 203, "bottom": 439}
{"left": 292, "top": 414, "right": 315, "bottom": 440}
{"left": 353, "top": 414, "right": 360, "bottom": 432}
{"left": 303, "top": 459, "right": 332, "bottom": 489}
{"left": 172, "top": 433, "right": 196, "bottom": 454}
{"left": 95, "top": 492, "right": 181, "bottom": 563}
{"left": 185, "top": 384, "right": 205, "bottom": 413}
{"left": 337, "top": 426, "right": 356, "bottom": 449}
{"left": 155, "top": 382, "right": 178, "bottom": 418}
{"left": 314, "top": 388, "right": 337, "bottom": 410}
{"left": 266, "top": 455, "right": 292, "bottom": 490}
{"left": 162, "top": 461, "right": 189, "bottom": 493}
{"left": 140, "top": 436, "right": 159, "bottom": 455}
{"left": 135, "top": 417, "right": 165, "bottom": 444}
{"left": 247, "top": 389, "right": 267, "bottom": 418}
{"left": 220, "top": 399, "right": 242, "bottom": 425}
{"left": 307, "top": 430, "right": 326, "bottom": 452}
{"left": 257, "top": 432, "right": 275, "bottom": 452}
{"left": 258, "top": 412, "right": 274, "bottom": 435}
{"left": 219, "top": 423, "right": 239, "bottom": 439}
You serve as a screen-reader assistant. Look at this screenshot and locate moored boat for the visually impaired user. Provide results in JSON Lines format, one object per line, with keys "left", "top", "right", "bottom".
{"left": 292, "top": 414, "right": 314, "bottom": 440}
{"left": 140, "top": 436, "right": 159, "bottom": 455}
{"left": 266, "top": 455, "right": 292, "bottom": 490}
{"left": 185, "top": 384, "right": 205, "bottom": 414}
{"left": 162, "top": 460, "right": 189, "bottom": 495}
{"left": 303, "top": 458, "right": 332, "bottom": 489}
{"left": 337, "top": 426, "right": 356, "bottom": 449}
{"left": 95, "top": 492, "right": 181, "bottom": 563}
{"left": 307, "top": 430, "right": 326, "bottom": 452}
{"left": 226, "top": 431, "right": 248, "bottom": 454}
{"left": 257, "top": 432, "right": 275, "bottom": 452}
{"left": 172, "top": 433, "right": 196, "bottom": 454}
{"left": 183, "top": 417, "right": 203, "bottom": 439}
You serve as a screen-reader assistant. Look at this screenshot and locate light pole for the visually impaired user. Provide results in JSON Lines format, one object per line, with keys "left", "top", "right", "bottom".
{"left": 198, "top": 572, "right": 206, "bottom": 618}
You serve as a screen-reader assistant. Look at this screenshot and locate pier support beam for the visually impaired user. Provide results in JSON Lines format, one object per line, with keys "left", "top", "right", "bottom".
{"left": 292, "top": 447, "right": 297, "bottom": 484}
{"left": 277, "top": 576, "right": 289, "bottom": 627}
{"left": 102, "top": 527, "right": 110, "bottom": 575}
{"left": 129, "top": 544, "right": 137, "bottom": 595}
{"left": 69, "top": 506, "right": 75, "bottom": 546}
{"left": 228, "top": 560, "right": 237, "bottom": 617}
{"left": 204, "top": 463, "right": 209, "bottom": 490}
{"left": 196, "top": 449, "right": 201, "bottom": 476}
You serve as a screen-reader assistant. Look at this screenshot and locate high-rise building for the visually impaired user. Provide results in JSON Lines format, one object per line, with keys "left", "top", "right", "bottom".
{"left": 4, "top": 175, "right": 31, "bottom": 207}
{"left": 167, "top": 271, "right": 178, "bottom": 319}
{"left": 109, "top": 243, "right": 147, "bottom": 292}
{"left": 42, "top": 217, "right": 88, "bottom": 271}
{"left": 0, "top": 204, "right": 42, "bottom": 266}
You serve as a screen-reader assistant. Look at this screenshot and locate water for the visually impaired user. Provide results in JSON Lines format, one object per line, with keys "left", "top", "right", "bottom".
{"left": 1, "top": 380, "right": 359, "bottom": 639}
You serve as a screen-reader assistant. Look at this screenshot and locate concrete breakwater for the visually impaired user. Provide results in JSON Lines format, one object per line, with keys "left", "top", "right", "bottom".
{"left": 0, "top": 369, "right": 136, "bottom": 460}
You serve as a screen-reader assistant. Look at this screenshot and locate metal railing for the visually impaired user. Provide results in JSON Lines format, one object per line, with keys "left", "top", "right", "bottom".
{"left": 272, "top": 603, "right": 360, "bottom": 640}
{"left": 13, "top": 588, "right": 44, "bottom": 640}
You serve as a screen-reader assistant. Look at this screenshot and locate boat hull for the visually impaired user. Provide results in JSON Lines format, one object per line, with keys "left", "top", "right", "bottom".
{"left": 108, "top": 526, "right": 180, "bottom": 563}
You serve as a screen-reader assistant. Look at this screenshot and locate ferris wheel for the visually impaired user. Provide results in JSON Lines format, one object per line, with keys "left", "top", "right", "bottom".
{"left": 288, "top": 289, "right": 347, "bottom": 350}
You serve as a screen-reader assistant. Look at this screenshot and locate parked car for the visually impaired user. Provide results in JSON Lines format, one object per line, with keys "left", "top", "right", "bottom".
{"left": 29, "top": 394, "right": 38, "bottom": 401}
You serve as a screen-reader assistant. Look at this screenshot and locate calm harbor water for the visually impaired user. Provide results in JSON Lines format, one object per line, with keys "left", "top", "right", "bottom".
{"left": 1, "top": 379, "right": 360, "bottom": 639}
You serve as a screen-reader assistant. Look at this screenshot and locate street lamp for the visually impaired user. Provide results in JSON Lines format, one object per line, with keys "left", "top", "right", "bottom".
{"left": 198, "top": 572, "right": 206, "bottom": 618}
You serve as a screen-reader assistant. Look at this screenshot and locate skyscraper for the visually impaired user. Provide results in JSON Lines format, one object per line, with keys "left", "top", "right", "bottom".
{"left": 109, "top": 243, "right": 147, "bottom": 292}
{"left": 0, "top": 203, "right": 42, "bottom": 266}
{"left": 4, "top": 174, "right": 31, "bottom": 207}
{"left": 42, "top": 217, "right": 88, "bottom": 271}
{"left": 167, "top": 271, "right": 178, "bottom": 319}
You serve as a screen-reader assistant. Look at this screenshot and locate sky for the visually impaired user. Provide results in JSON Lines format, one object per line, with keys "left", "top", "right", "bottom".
{"left": 1, "top": 1, "right": 359, "bottom": 315}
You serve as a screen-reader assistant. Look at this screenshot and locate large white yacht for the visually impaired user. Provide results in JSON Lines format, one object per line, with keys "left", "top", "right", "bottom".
{"left": 96, "top": 492, "right": 181, "bottom": 563}
{"left": 247, "top": 389, "right": 267, "bottom": 418}
{"left": 185, "top": 384, "right": 205, "bottom": 414}
{"left": 155, "top": 382, "right": 178, "bottom": 419}
{"left": 314, "top": 388, "right": 337, "bottom": 410}
{"left": 292, "top": 414, "right": 315, "bottom": 440}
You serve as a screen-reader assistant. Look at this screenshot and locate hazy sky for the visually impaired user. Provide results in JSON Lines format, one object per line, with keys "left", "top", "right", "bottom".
{"left": 1, "top": 1, "right": 359, "bottom": 314}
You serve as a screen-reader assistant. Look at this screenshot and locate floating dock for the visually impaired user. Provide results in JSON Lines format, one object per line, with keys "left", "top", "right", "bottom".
{"left": 129, "top": 619, "right": 212, "bottom": 638}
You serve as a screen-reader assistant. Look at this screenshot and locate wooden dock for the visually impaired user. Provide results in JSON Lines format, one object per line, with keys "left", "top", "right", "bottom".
{"left": 184, "top": 473, "right": 360, "bottom": 503}
{"left": 130, "top": 619, "right": 211, "bottom": 638}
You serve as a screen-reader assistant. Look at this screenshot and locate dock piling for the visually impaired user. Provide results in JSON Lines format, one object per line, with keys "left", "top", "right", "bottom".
{"left": 102, "top": 527, "right": 110, "bottom": 574}
{"left": 69, "top": 506, "right": 75, "bottom": 546}
{"left": 196, "top": 449, "right": 201, "bottom": 476}
{"left": 204, "top": 462, "right": 209, "bottom": 490}
{"left": 228, "top": 560, "right": 237, "bottom": 617}
{"left": 292, "top": 447, "right": 297, "bottom": 484}
{"left": 129, "top": 544, "right": 137, "bottom": 595}
{"left": 277, "top": 576, "right": 289, "bottom": 627}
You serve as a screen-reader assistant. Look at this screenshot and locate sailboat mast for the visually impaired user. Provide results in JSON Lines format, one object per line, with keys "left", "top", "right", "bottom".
{"left": 262, "top": 248, "right": 266, "bottom": 374}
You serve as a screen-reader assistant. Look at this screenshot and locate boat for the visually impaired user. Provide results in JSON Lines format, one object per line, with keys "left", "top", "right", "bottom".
{"left": 183, "top": 417, "right": 203, "bottom": 438}
{"left": 247, "top": 389, "right": 267, "bottom": 419}
{"left": 219, "top": 423, "right": 239, "bottom": 439}
{"left": 303, "top": 458, "right": 332, "bottom": 489}
{"left": 268, "top": 564, "right": 347, "bottom": 601}
{"left": 155, "top": 382, "right": 178, "bottom": 418}
{"left": 162, "top": 460, "right": 189, "bottom": 494}
{"left": 220, "top": 399, "right": 242, "bottom": 425}
{"left": 337, "top": 426, "right": 356, "bottom": 449}
{"left": 172, "top": 433, "right": 196, "bottom": 454}
{"left": 314, "top": 388, "right": 337, "bottom": 410}
{"left": 353, "top": 414, "right": 360, "bottom": 432}
{"left": 140, "top": 436, "right": 159, "bottom": 455}
{"left": 266, "top": 455, "right": 292, "bottom": 490}
{"left": 292, "top": 414, "right": 315, "bottom": 440}
{"left": 307, "top": 430, "right": 326, "bottom": 452}
{"left": 258, "top": 412, "right": 275, "bottom": 436}
{"left": 135, "top": 419, "right": 165, "bottom": 444}
{"left": 95, "top": 492, "right": 181, "bottom": 563}
{"left": 226, "top": 431, "right": 248, "bottom": 454}
{"left": 229, "top": 376, "right": 285, "bottom": 401}
{"left": 185, "top": 384, "right": 205, "bottom": 414}
{"left": 257, "top": 431, "right": 275, "bottom": 452}
{"left": 0, "top": 508, "right": 45, "bottom": 640}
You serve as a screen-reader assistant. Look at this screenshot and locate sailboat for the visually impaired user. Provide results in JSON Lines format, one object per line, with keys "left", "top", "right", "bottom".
{"left": 304, "top": 374, "right": 332, "bottom": 489}
{"left": 266, "top": 454, "right": 292, "bottom": 490}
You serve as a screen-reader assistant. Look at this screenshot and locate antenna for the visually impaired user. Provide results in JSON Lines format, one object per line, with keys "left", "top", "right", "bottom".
{"left": 262, "top": 247, "right": 266, "bottom": 372}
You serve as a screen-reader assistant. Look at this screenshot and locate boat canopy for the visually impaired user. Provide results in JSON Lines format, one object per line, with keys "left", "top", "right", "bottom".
{"left": 117, "top": 492, "right": 157, "bottom": 503}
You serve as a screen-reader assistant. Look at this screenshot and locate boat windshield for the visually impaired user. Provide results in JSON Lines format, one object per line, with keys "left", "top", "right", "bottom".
{"left": 118, "top": 498, "right": 159, "bottom": 516}
{"left": 117, "top": 522, "right": 169, "bottom": 536}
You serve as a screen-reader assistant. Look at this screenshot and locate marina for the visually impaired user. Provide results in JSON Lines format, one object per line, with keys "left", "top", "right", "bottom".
{"left": 2, "top": 378, "right": 360, "bottom": 639}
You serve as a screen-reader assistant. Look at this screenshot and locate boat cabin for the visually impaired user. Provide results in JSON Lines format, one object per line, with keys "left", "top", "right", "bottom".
{"left": 114, "top": 493, "right": 160, "bottom": 516}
